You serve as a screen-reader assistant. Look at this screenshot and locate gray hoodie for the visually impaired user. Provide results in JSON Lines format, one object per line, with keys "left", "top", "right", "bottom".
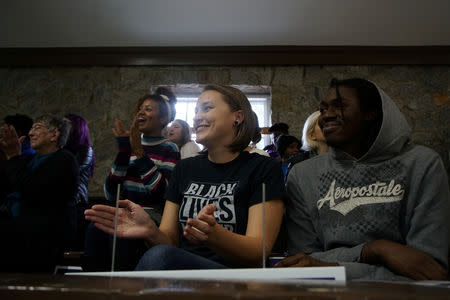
{"left": 286, "top": 83, "right": 449, "bottom": 281}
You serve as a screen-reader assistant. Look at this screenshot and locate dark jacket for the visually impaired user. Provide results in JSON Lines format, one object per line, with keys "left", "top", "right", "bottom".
{"left": 73, "top": 146, "right": 94, "bottom": 206}
{"left": 0, "top": 149, "right": 79, "bottom": 272}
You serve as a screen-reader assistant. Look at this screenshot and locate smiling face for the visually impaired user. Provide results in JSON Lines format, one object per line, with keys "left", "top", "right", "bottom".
{"left": 135, "top": 99, "right": 165, "bottom": 136}
{"left": 284, "top": 141, "right": 300, "bottom": 158}
{"left": 167, "top": 120, "right": 184, "bottom": 146}
{"left": 28, "top": 122, "right": 59, "bottom": 154}
{"left": 193, "top": 90, "right": 238, "bottom": 150}
{"left": 318, "top": 86, "right": 371, "bottom": 157}
{"left": 311, "top": 120, "right": 326, "bottom": 143}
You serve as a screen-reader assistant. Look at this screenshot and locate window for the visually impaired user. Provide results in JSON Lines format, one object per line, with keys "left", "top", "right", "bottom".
{"left": 152, "top": 84, "right": 272, "bottom": 149}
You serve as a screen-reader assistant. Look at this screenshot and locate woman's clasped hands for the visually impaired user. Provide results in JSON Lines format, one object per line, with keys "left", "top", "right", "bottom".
{"left": 183, "top": 203, "right": 219, "bottom": 245}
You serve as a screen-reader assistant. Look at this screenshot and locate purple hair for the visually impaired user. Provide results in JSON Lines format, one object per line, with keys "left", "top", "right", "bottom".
{"left": 64, "top": 114, "right": 95, "bottom": 177}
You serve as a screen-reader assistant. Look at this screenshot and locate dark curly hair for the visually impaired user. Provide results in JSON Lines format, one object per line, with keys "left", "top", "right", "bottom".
{"left": 135, "top": 87, "right": 177, "bottom": 129}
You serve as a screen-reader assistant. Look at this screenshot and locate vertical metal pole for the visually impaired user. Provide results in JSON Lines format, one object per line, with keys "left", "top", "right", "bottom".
{"left": 262, "top": 182, "right": 266, "bottom": 268}
{"left": 111, "top": 184, "right": 121, "bottom": 272}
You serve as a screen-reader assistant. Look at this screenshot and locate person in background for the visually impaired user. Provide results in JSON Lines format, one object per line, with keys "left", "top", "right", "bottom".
{"left": 245, "top": 112, "right": 269, "bottom": 157}
{"left": 0, "top": 114, "right": 78, "bottom": 272}
{"left": 85, "top": 85, "right": 285, "bottom": 270}
{"left": 278, "top": 78, "right": 449, "bottom": 281}
{"left": 63, "top": 113, "right": 95, "bottom": 249}
{"left": 83, "top": 87, "right": 180, "bottom": 271}
{"left": 285, "top": 111, "right": 329, "bottom": 176}
{"left": 4, "top": 114, "right": 35, "bottom": 156}
{"left": 275, "top": 135, "right": 301, "bottom": 180}
{"left": 168, "top": 119, "right": 201, "bottom": 159}
{"left": 301, "top": 111, "right": 329, "bottom": 155}
{"left": 264, "top": 122, "right": 289, "bottom": 159}
{"left": 269, "top": 122, "right": 289, "bottom": 142}
{"left": 0, "top": 149, "right": 5, "bottom": 166}
{"left": 104, "top": 87, "right": 179, "bottom": 211}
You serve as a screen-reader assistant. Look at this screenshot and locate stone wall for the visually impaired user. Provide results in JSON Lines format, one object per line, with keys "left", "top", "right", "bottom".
{"left": 1, "top": 65, "right": 448, "bottom": 197}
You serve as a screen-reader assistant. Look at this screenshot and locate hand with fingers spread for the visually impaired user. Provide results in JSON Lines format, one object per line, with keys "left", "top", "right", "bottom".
{"left": 130, "top": 116, "right": 145, "bottom": 158}
{"left": 84, "top": 199, "right": 156, "bottom": 240}
{"left": 112, "top": 118, "right": 130, "bottom": 137}
{"left": 0, "top": 125, "right": 24, "bottom": 159}
{"left": 273, "top": 252, "right": 339, "bottom": 268}
{"left": 184, "top": 203, "right": 218, "bottom": 245}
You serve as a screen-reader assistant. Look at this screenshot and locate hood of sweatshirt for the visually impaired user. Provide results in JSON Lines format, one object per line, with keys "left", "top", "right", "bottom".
{"left": 331, "top": 82, "right": 411, "bottom": 163}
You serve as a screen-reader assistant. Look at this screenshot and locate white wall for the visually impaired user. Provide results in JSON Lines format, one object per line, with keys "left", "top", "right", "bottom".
{"left": 1, "top": 0, "right": 449, "bottom": 47}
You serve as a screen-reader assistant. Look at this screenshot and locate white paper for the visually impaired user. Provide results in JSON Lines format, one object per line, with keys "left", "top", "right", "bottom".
{"left": 70, "top": 266, "right": 346, "bottom": 283}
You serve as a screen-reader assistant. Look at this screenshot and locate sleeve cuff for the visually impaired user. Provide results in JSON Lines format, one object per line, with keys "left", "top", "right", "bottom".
{"left": 116, "top": 136, "right": 132, "bottom": 151}
{"left": 309, "top": 243, "right": 365, "bottom": 263}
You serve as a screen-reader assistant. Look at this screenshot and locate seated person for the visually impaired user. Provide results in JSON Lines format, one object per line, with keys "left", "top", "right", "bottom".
{"left": 245, "top": 112, "right": 270, "bottom": 157}
{"left": 301, "top": 110, "right": 329, "bottom": 156}
{"left": 168, "top": 119, "right": 201, "bottom": 159}
{"left": 0, "top": 114, "right": 78, "bottom": 272}
{"left": 285, "top": 111, "right": 329, "bottom": 175}
{"left": 83, "top": 87, "right": 180, "bottom": 271}
{"left": 275, "top": 135, "right": 302, "bottom": 180}
{"left": 63, "top": 113, "right": 96, "bottom": 250}
{"left": 85, "top": 85, "right": 285, "bottom": 270}
{"left": 4, "top": 114, "right": 35, "bottom": 156}
{"left": 0, "top": 148, "right": 6, "bottom": 167}
{"left": 64, "top": 113, "right": 95, "bottom": 209}
{"left": 277, "top": 78, "right": 449, "bottom": 281}
{"left": 265, "top": 122, "right": 289, "bottom": 159}
{"left": 103, "top": 87, "right": 179, "bottom": 210}
{"left": 1, "top": 113, "right": 35, "bottom": 168}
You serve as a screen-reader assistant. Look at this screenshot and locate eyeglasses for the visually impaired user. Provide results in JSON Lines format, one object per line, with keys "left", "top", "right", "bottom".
{"left": 29, "top": 124, "right": 54, "bottom": 132}
{"left": 30, "top": 125, "right": 46, "bottom": 132}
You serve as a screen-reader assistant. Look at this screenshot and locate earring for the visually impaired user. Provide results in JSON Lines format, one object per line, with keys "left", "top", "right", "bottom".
{"left": 233, "top": 120, "right": 238, "bottom": 126}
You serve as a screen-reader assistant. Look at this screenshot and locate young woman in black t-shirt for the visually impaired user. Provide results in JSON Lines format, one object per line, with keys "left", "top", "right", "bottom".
{"left": 85, "top": 85, "right": 285, "bottom": 269}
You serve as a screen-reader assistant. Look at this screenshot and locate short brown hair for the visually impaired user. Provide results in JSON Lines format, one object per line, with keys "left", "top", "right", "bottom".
{"left": 203, "top": 85, "right": 255, "bottom": 152}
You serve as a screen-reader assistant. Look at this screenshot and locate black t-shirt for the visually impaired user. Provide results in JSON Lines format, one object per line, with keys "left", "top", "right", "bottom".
{"left": 165, "top": 151, "right": 285, "bottom": 267}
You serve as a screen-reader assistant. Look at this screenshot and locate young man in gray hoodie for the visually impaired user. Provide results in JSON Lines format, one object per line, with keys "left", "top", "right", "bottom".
{"left": 276, "top": 78, "right": 449, "bottom": 281}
